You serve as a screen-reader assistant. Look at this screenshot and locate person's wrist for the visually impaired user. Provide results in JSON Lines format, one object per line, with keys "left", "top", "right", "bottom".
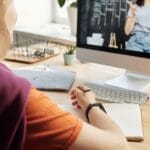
{"left": 85, "top": 103, "right": 107, "bottom": 123}
{"left": 83, "top": 100, "right": 96, "bottom": 112}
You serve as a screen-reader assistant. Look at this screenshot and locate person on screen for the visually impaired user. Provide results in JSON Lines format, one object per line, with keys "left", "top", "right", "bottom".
{"left": 0, "top": 0, "right": 128, "bottom": 150}
{"left": 125, "top": 0, "right": 150, "bottom": 52}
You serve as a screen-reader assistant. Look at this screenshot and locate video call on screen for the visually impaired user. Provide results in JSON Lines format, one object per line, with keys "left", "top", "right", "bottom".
{"left": 78, "top": 0, "right": 150, "bottom": 53}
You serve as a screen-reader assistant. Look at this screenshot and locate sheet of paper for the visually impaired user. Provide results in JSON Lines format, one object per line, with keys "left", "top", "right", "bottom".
{"left": 59, "top": 103, "right": 143, "bottom": 141}
{"left": 103, "top": 103, "right": 143, "bottom": 141}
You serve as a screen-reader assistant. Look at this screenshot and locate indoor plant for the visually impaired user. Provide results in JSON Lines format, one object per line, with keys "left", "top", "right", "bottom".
{"left": 57, "top": 0, "right": 78, "bottom": 35}
{"left": 63, "top": 45, "right": 76, "bottom": 65}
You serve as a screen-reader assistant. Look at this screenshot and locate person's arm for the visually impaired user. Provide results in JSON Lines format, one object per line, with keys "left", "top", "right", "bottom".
{"left": 125, "top": 16, "right": 136, "bottom": 35}
{"left": 70, "top": 85, "right": 129, "bottom": 150}
{"left": 125, "top": 2, "right": 137, "bottom": 35}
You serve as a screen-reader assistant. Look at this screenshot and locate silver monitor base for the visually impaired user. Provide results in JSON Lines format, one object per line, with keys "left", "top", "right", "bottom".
{"left": 106, "top": 70, "right": 150, "bottom": 92}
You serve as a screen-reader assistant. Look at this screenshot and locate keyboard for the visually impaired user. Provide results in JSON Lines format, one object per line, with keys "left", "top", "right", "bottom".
{"left": 84, "top": 81, "right": 149, "bottom": 105}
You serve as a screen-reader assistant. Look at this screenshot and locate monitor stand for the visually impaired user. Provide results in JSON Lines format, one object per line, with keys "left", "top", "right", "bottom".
{"left": 106, "top": 70, "right": 150, "bottom": 92}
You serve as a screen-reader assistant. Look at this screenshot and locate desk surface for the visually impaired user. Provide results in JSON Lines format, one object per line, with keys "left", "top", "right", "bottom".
{"left": 3, "top": 51, "right": 150, "bottom": 150}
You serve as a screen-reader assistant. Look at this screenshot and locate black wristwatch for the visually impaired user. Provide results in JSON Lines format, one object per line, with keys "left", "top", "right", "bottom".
{"left": 85, "top": 103, "right": 107, "bottom": 123}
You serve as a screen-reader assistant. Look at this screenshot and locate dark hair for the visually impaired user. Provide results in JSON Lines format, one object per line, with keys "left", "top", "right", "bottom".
{"left": 136, "top": 0, "right": 144, "bottom": 6}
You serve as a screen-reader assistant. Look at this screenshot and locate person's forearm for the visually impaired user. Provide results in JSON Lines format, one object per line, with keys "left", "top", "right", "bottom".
{"left": 88, "top": 107, "right": 123, "bottom": 133}
{"left": 87, "top": 107, "right": 128, "bottom": 150}
{"left": 125, "top": 17, "right": 136, "bottom": 35}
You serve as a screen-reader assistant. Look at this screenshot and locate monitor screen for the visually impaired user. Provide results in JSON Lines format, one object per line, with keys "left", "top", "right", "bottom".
{"left": 76, "top": 0, "right": 150, "bottom": 90}
{"left": 77, "top": 0, "right": 150, "bottom": 56}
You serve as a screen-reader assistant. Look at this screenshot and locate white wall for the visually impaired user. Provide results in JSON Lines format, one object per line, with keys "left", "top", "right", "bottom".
{"left": 15, "top": 0, "right": 53, "bottom": 27}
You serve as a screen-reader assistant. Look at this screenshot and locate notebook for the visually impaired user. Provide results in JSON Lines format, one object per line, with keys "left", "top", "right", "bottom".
{"left": 13, "top": 65, "right": 76, "bottom": 91}
{"left": 59, "top": 103, "right": 144, "bottom": 141}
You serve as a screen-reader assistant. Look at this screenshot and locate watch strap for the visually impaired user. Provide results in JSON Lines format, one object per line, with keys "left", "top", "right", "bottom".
{"left": 85, "top": 103, "right": 107, "bottom": 123}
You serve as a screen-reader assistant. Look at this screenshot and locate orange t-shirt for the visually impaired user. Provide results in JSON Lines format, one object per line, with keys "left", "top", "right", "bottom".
{"left": 24, "top": 88, "right": 83, "bottom": 150}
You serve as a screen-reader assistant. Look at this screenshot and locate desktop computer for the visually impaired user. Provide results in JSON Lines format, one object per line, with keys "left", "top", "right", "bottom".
{"left": 76, "top": 0, "right": 150, "bottom": 104}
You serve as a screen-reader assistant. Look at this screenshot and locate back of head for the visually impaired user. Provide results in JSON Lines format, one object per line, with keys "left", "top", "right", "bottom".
{"left": 0, "top": 0, "right": 11, "bottom": 59}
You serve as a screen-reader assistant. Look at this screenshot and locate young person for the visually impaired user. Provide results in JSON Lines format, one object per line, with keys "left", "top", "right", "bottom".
{"left": 125, "top": 0, "right": 150, "bottom": 52}
{"left": 0, "top": 0, "right": 129, "bottom": 150}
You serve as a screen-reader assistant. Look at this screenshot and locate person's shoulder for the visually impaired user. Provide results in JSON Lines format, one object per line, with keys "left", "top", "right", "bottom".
{"left": 0, "top": 63, "right": 15, "bottom": 88}
{"left": 0, "top": 63, "right": 11, "bottom": 71}
{"left": 0, "top": 63, "right": 31, "bottom": 90}
{"left": 0, "top": 63, "right": 12, "bottom": 78}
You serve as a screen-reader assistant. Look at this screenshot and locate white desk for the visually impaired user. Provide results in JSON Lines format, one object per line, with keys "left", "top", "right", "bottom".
{"left": 3, "top": 51, "right": 150, "bottom": 150}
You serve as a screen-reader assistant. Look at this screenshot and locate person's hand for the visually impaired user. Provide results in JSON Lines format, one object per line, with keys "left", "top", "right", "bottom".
{"left": 70, "top": 85, "right": 96, "bottom": 112}
{"left": 127, "top": 1, "right": 137, "bottom": 17}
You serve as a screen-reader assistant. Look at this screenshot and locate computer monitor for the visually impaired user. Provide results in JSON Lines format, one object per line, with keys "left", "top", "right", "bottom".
{"left": 76, "top": 0, "right": 150, "bottom": 92}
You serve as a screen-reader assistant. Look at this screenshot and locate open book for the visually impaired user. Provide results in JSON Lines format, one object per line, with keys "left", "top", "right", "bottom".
{"left": 59, "top": 103, "right": 144, "bottom": 141}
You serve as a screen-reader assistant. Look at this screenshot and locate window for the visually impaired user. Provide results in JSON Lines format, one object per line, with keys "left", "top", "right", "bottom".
{"left": 13, "top": 0, "right": 76, "bottom": 46}
{"left": 14, "top": 0, "right": 75, "bottom": 27}
{"left": 14, "top": 0, "right": 53, "bottom": 27}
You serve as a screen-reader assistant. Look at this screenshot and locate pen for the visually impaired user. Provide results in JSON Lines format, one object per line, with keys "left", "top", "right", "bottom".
{"left": 77, "top": 87, "right": 92, "bottom": 93}
{"left": 82, "top": 89, "right": 91, "bottom": 93}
